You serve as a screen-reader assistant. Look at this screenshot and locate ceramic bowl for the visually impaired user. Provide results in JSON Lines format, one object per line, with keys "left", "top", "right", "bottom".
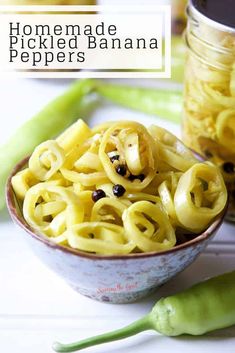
{"left": 6, "top": 157, "right": 227, "bottom": 304}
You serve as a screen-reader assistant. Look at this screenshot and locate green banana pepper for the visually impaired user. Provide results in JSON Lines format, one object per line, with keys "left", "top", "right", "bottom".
{"left": 96, "top": 82, "right": 182, "bottom": 123}
{"left": 53, "top": 270, "right": 235, "bottom": 352}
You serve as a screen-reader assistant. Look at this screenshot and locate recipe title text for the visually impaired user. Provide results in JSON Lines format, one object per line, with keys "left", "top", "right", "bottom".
{"left": 0, "top": 6, "right": 171, "bottom": 78}
{"left": 9, "top": 21, "right": 159, "bottom": 67}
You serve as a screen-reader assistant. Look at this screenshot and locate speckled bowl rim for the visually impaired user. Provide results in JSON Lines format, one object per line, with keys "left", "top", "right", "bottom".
{"left": 6, "top": 156, "right": 227, "bottom": 261}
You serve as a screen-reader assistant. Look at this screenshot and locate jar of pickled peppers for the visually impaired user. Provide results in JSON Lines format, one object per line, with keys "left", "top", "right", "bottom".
{"left": 182, "top": 0, "right": 235, "bottom": 221}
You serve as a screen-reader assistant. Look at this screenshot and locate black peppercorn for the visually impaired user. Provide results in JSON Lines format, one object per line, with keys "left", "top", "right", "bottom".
{"left": 110, "top": 155, "right": 120, "bottom": 163}
{"left": 113, "top": 184, "right": 126, "bottom": 197}
{"left": 222, "top": 162, "right": 235, "bottom": 174}
{"left": 92, "top": 189, "right": 106, "bottom": 202}
{"left": 128, "top": 173, "right": 145, "bottom": 181}
{"left": 136, "top": 174, "right": 145, "bottom": 181}
{"left": 116, "top": 164, "right": 127, "bottom": 176}
{"left": 128, "top": 174, "right": 135, "bottom": 181}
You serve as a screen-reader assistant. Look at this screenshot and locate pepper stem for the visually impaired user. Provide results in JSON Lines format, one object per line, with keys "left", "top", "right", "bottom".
{"left": 53, "top": 314, "right": 153, "bottom": 353}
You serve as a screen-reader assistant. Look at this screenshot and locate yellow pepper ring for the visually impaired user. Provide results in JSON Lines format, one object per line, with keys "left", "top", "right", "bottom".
{"left": 125, "top": 192, "right": 160, "bottom": 204}
{"left": 23, "top": 183, "right": 84, "bottom": 234}
{"left": 66, "top": 222, "right": 135, "bottom": 255}
{"left": 216, "top": 108, "right": 235, "bottom": 152}
{"left": 91, "top": 197, "right": 127, "bottom": 223}
{"left": 60, "top": 168, "right": 109, "bottom": 186}
{"left": 158, "top": 180, "right": 177, "bottom": 221}
{"left": 11, "top": 168, "right": 38, "bottom": 200}
{"left": 29, "top": 140, "right": 65, "bottom": 181}
{"left": 174, "top": 163, "right": 227, "bottom": 232}
{"left": 148, "top": 125, "right": 198, "bottom": 172}
{"left": 123, "top": 200, "right": 176, "bottom": 253}
{"left": 99, "top": 121, "right": 156, "bottom": 191}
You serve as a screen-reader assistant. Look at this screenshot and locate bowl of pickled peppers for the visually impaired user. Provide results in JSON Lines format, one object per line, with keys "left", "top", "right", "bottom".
{"left": 6, "top": 119, "right": 228, "bottom": 303}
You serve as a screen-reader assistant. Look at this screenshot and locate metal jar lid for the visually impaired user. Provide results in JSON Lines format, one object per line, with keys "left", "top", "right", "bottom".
{"left": 189, "top": 0, "right": 235, "bottom": 33}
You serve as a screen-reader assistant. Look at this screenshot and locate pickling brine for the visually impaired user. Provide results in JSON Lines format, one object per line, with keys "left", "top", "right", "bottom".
{"left": 182, "top": 0, "right": 235, "bottom": 221}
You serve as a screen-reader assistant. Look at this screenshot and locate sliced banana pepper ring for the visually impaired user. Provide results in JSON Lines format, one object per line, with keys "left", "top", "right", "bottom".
{"left": 29, "top": 140, "right": 65, "bottom": 181}
{"left": 60, "top": 168, "right": 109, "bottom": 186}
{"left": 148, "top": 125, "right": 198, "bottom": 172}
{"left": 125, "top": 192, "right": 160, "bottom": 204}
{"left": 216, "top": 108, "right": 235, "bottom": 153}
{"left": 91, "top": 197, "right": 127, "bottom": 224}
{"left": 23, "top": 183, "right": 84, "bottom": 237}
{"left": 11, "top": 168, "right": 38, "bottom": 200}
{"left": 158, "top": 172, "right": 182, "bottom": 224}
{"left": 61, "top": 133, "right": 106, "bottom": 186}
{"left": 158, "top": 181, "right": 177, "bottom": 224}
{"left": 174, "top": 163, "right": 227, "bottom": 232}
{"left": 203, "top": 83, "right": 235, "bottom": 108}
{"left": 123, "top": 132, "right": 143, "bottom": 175}
{"left": 144, "top": 171, "right": 183, "bottom": 195}
{"left": 99, "top": 121, "right": 156, "bottom": 191}
{"left": 66, "top": 222, "right": 135, "bottom": 255}
{"left": 47, "top": 211, "right": 67, "bottom": 238}
{"left": 123, "top": 200, "right": 176, "bottom": 252}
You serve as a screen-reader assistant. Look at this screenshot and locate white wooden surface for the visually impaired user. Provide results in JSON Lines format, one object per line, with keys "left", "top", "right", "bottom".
{"left": 0, "top": 78, "right": 235, "bottom": 353}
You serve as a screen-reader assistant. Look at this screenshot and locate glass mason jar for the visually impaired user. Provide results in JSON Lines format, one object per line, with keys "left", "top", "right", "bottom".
{"left": 182, "top": 0, "right": 235, "bottom": 221}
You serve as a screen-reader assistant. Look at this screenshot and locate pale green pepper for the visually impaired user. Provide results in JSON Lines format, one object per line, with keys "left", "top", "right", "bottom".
{"left": 97, "top": 83, "right": 182, "bottom": 123}
{"left": 53, "top": 271, "right": 235, "bottom": 352}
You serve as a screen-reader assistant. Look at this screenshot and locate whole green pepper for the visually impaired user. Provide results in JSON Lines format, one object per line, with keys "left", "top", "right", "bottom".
{"left": 0, "top": 79, "right": 97, "bottom": 211}
{"left": 96, "top": 83, "right": 182, "bottom": 123}
{"left": 53, "top": 271, "right": 235, "bottom": 352}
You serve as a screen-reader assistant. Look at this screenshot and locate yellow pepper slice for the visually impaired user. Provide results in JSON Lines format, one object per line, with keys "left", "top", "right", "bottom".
{"left": 29, "top": 140, "right": 65, "bottom": 181}
{"left": 99, "top": 121, "right": 156, "bottom": 191}
{"left": 149, "top": 125, "right": 198, "bottom": 172}
{"left": 23, "top": 183, "right": 84, "bottom": 236}
{"left": 11, "top": 168, "right": 38, "bottom": 200}
{"left": 66, "top": 222, "right": 135, "bottom": 255}
{"left": 174, "top": 163, "right": 227, "bottom": 232}
{"left": 123, "top": 200, "right": 176, "bottom": 252}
